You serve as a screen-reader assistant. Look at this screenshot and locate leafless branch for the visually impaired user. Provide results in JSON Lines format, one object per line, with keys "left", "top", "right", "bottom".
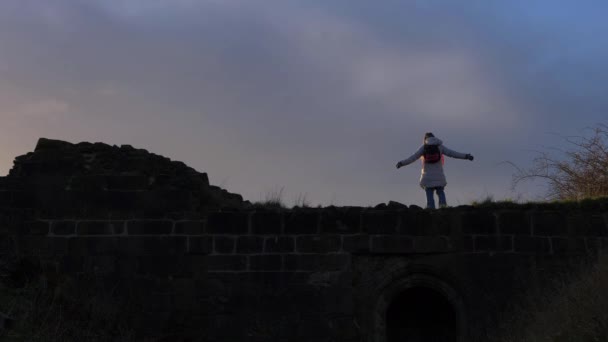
{"left": 510, "top": 122, "right": 608, "bottom": 200}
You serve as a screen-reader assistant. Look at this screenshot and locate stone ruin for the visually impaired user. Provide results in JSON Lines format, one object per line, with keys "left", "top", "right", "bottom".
{"left": 0, "top": 138, "right": 606, "bottom": 341}
{"left": 4, "top": 138, "right": 246, "bottom": 216}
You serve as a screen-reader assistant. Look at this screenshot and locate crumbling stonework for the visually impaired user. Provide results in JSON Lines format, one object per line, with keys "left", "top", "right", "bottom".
{"left": 3, "top": 138, "right": 245, "bottom": 218}
{"left": 1, "top": 139, "right": 607, "bottom": 341}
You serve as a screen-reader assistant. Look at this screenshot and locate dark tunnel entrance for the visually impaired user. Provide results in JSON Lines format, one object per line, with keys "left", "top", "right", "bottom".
{"left": 386, "top": 286, "right": 458, "bottom": 342}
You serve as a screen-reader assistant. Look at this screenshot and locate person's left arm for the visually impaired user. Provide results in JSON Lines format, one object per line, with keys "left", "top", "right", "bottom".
{"left": 440, "top": 145, "right": 473, "bottom": 160}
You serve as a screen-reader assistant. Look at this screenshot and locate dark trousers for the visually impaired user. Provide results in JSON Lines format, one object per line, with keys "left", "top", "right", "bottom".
{"left": 425, "top": 187, "right": 446, "bottom": 209}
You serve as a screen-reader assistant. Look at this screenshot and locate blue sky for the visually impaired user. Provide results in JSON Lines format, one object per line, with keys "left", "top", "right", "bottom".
{"left": 1, "top": 0, "right": 606, "bottom": 206}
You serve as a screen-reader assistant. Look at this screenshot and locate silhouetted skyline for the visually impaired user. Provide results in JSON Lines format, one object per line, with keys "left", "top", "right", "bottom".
{"left": 1, "top": 1, "right": 606, "bottom": 206}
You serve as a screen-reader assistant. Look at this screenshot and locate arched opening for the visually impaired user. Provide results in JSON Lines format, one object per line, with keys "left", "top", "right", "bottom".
{"left": 386, "top": 286, "right": 458, "bottom": 342}
{"left": 373, "top": 273, "right": 466, "bottom": 342}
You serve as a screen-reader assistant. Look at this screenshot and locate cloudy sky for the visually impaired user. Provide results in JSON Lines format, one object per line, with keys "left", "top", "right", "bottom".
{"left": 1, "top": 0, "right": 606, "bottom": 206}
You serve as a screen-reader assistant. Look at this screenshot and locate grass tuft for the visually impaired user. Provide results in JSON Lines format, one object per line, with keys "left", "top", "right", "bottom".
{"left": 293, "top": 193, "right": 311, "bottom": 208}
{"left": 252, "top": 187, "right": 287, "bottom": 209}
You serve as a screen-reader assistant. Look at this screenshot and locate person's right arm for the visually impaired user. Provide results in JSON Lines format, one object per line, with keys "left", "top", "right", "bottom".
{"left": 396, "top": 146, "right": 424, "bottom": 168}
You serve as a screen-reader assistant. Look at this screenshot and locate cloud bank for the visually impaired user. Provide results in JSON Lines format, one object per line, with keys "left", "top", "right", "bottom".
{"left": 1, "top": 0, "right": 606, "bottom": 206}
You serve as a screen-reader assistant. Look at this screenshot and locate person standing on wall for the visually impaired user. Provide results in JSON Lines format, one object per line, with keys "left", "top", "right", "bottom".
{"left": 396, "top": 132, "right": 474, "bottom": 209}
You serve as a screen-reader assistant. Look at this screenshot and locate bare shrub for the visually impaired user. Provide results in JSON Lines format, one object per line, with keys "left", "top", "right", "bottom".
{"left": 511, "top": 123, "right": 608, "bottom": 200}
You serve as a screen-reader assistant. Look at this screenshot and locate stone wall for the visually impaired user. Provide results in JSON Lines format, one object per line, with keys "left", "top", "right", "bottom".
{"left": 4, "top": 205, "right": 607, "bottom": 341}
{"left": 11, "top": 207, "right": 608, "bottom": 267}
{"left": 1, "top": 139, "right": 607, "bottom": 341}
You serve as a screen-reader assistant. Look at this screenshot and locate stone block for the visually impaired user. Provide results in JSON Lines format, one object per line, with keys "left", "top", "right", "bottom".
{"left": 413, "top": 236, "right": 449, "bottom": 253}
{"left": 127, "top": 220, "right": 173, "bottom": 234}
{"left": 141, "top": 294, "right": 174, "bottom": 312}
{"left": 60, "top": 255, "right": 84, "bottom": 274}
{"left": 571, "top": 215, "right": 607, "bottom": 237}
{"left": 175, "top": 220, "right": 205, "bottom": 235}
{"left": 17, "top": 236, "right": 67, "bottom": 256}
{"left": 148, "top": 174, "right": 171, "bottom": 187}
{"left": 77, "top": 221, "right": 124, "bottom": 235}
{"left": 23, "top": 221, "right": 49, "bottom": 235}
{"left": 205, "top": 255, "right": 247, "bottom": 271}
{"left": 296, "top": 235, "right": 341, "bottom": 253}
{"left": 284, "top": 211, "right": 319, "bottom": 234}
{"left": 0, "top": 191, "right": 12, "bottom": 207}
{"left": 251, "top": 212, "right": 282, "bottom": 234}
{"left": 461, "top": 211, "right": 496, "bottom": 234}
{"left": 171, "top": 277, "right": 196, "bottom": 299}
{"left": 0, "top": 237, "right": 14, "bottom": 256}
{"left": 587, "top": 215, "right": 607, "bottom": 236}
{"left": 320, "top": 208, "right": 361, "bottom": 234}
{"left": 363, "top": 211, "right": 399, "bottom": 234}
{"left": 430, "top": 212, "right": 454, "bottom": 235}
{"left": 9, "top": 191, "right": 34, "bottom": 209}
{"left": 498, "top": 211, "right": 531, "bottom": 235}
{"left": 51, "top": 237, "right": 69, "bottom": 255}
{"left": 236, "top": 236, "right": 264, "bottom": 254}
{"left": 207, "top": 212, "right": 249, "bottom": 234}
{"left": 105, "top": 175, "right": 149, "bottom": 190}
{"left": 130, "top": 311, "right": 172, "bottom": 336}
{"left": 65, "top": 237, "right": 88, "bottom": 256}
{"left": 188, "top": 236, "right": 212, "bottom": 255}
{"left": 513, "top": 236, "right": 551, "bottom": 253}
{"left": 284, "top": 254, "right": 350, "bottom": 271}
{"left": 51, "top": 221, "right": 76, "bottom": 235}
{"left": 327, "top": 315, "right": 360, "bottom": 341}
{"left": 474, "top": 236, "right": 497, "bottom": 252}
{"left": 294, "top": 314, "right": 332, "bottom": 339}
{"left": 137, "top": 256, "right": 191, "bottom": 276}
{"left": 342, "top": 235, "right": 370, "bottom": 253}
{"left": 371, "top": 236, "right": 413, "bottom": 254}
{"left": 138, "top": 189, "right": 193, "bottom": 213}
{"left": 104, "top": 190, "right": 141, "bottom": 213}
{"left": 69, "top": 175, "right": 107, "bottom": 191}
{"left": 585, "top": 237, "right": 602, "bottom": 254}
{"left": 400, "top": 211, "right": 432, "bottom": 235}
{"left": 117, "top": 236, "right": 187, "bottom": 255}
{"left": 83, "top": 255, "right": 116, "bottom": 274}
{"left": 264, "top": 236, "right": 294, "bottom": 253}
{"left": 533, "top": 212, "right": 567, "bottom": 236}
{"left": 214, "top": 236, "right": 235, "bottom": 254}
{"left": 66, "top": 189, "right": 110, "bottom": 212}
{"left": 602, "top": 238, "right": 608, "bottom": 250}
{"left": 552, "top": 237, "right": 586, "bottom": 255}
{"left": 165, "top": 211, "right": 197, "bottom": 220}
{"left": 249, "top": 255, "right": 282, "bottom": 271}
{"left": 462, "top": 236, "right": 474, "bottom": 252}
{"left": 68, "top": 237, "right": 120, "bottom": 256}
{"left": 0, "top": 178, "right": 22, "bottom": 190}
{"left": 499, "top": 236, "right": 514, "bottom": 252}
{"left": 115, "top": 256, "right": 138, "bottom": 276}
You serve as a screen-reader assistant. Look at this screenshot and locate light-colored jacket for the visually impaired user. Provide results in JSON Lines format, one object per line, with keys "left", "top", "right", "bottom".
{"left": 398, "top": 137, "right": 469, "bottom": 188}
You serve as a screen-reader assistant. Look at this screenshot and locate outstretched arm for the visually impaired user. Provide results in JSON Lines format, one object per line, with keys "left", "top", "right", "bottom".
{"left": 396, "top": 146, "right": 424, "bottom": 168}
{"left": 441, "top": 145, "right": 473, "bottom": 160}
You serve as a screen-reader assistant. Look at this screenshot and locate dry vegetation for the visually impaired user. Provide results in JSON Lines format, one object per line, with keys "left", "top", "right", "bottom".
{"left": 492, "top": 255, "right": 608, "bottom": 342}
{"left": 512, "top": 123, "right": 608, "bottom": 201}
{"left": 494, "top": 123, "right": 608, "bottom": 341}
{"left": 252, "top": 187, "right": 312, "bottom": 209}
{"left": 0, "top": 257, "right": 134, "bottom": 342}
